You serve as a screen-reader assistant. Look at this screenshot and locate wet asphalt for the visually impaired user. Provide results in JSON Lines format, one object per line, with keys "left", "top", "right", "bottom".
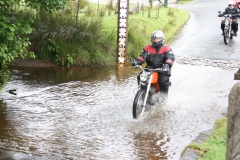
{"left": 171, "top": 0, "right": 240, "bottom": 60}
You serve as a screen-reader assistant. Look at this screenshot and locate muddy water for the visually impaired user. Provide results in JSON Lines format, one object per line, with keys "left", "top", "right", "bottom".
{"left": 0, "top": 63, "right": 237, "bottom": 159}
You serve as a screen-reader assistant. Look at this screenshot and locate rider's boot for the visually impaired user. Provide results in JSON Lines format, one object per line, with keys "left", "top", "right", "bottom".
{"left": 221, "top": 29, "right": 224, "bottom": 35}
{"left": 234, "top": 31, "right": 238, "bottom": 37}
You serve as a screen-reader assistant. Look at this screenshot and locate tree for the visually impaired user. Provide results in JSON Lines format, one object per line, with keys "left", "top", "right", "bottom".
{"left": 149, "top": 0, "right": 153, "bottom": 9}
{"left": 24, "top": 0, "right": 69, "bottom": 13}
{"left": 0, "top": 0, "right": 69, "bottom": 90}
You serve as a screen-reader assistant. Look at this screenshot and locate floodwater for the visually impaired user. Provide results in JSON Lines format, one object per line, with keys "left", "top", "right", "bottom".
{"left": 0, "top": 63, "right": 237, "bottom": 159}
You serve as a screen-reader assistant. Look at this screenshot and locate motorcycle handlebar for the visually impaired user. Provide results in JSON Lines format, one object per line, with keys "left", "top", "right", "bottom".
{"left": 223, "top": 14, "right": 238, "bottom": 17}
{"left": 147, "top": 68, "right": 166, "bottom": 72}
{"left": 133, "top": 65, "right": 167, "bottom": 72}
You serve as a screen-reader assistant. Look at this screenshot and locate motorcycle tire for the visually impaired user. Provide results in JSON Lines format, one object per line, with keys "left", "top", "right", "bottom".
{"left": 223, "top": 29, "right": 230, "bottom": 45}
{"left": 132, "top": 89, "right": 146, "bottom": 119}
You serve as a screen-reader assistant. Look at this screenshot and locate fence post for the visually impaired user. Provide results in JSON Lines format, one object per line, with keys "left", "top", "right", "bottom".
{"left": 164, "top": 0, "right": 168, "bottom": 6}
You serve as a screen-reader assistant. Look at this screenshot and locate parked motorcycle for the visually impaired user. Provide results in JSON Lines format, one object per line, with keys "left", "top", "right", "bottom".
{"left": 218, "top": 11, "right": 237, "bottom": 45}
{"left": 132, "top": 63, "right": 170, "bottom": 119}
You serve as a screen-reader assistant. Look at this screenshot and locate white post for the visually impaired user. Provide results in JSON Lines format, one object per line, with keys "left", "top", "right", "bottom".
{"left": 117, "top": 0, "right": 129, "bottom": 64}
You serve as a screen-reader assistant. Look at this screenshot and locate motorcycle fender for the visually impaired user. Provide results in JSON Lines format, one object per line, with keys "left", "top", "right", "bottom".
{"left": 151, "top": 72, "right": 158, "bottom": 84}
{"left": 151, "top": 72, "right": 160, "bottom": 92}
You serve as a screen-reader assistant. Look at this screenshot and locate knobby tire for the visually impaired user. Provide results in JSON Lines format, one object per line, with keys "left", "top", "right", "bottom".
{"left": 224, "top": 29, "right": 230, "bottom": 45}
{"left": 132, "top": 89, "right": 146, "bottom": 119}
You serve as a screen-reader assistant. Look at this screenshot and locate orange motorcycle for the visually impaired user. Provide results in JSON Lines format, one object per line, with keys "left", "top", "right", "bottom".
{"left": 132, "top": 63, "right": 169, "bottom": 119}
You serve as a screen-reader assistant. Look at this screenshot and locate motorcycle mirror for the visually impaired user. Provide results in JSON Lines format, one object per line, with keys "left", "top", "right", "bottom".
{"left": 218, "top": 11, "right": 221, "bottom": 13}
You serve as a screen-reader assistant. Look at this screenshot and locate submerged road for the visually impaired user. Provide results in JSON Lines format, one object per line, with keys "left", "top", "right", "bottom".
{"left": 0, "top": 63, "right": 238, "bottom": 160}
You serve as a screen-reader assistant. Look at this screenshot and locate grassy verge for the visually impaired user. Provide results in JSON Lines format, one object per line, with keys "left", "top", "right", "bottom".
{"left": 177, "top": 0, "right": 193, "bottom": 4}
{"left": 187, "top": 117, "right": 227, "bottom": 160}
{"left": 27, "top": 2, "right": 189, "bottom": 66}
{"left": 101, "top": 7, "right": 189, "bottom": 59}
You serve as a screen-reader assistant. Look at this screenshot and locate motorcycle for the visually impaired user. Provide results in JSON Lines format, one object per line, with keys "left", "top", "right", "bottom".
{"left": 218, "top": 11, "right": 237, "bottom": 45}
{"left": 132, "top": 63, "right": 170, "bottom": 119}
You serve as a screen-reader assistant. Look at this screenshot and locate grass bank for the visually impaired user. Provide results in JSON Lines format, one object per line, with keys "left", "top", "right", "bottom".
{"left": 177, "top": 0, "right": 193, "bottom": 4}
{"left": 27, "top": 2, "right": 189, "bottom": 66}
{"left": 186, "top": 117, "right": 227, "bottom": 160}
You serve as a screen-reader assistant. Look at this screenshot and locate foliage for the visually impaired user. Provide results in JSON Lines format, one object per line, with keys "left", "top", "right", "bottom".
{"left": 0, "top": 67, "right": 10, "bottom": 91}
{"left": 106, "top": 0, "right": 114, "bottom": 16}
{"left": 28, "top": 2, "right": 189, "bottom": 65}
{"left": 0, "top": 0, "right": 35, "bottom": 89}
{"left": 85, "top": 6, "right": 96, "bottom": 17}
{"left": 29, "top": 13, "right": 116, "bottom": 66}
{"left": 149, "top": 0, "right": 153, "bottom": 8}
{"left": 0, "top": 0, "right": 189, "bottom": 90}
{"left": 24, "top": 0, "right": 70, "bottom": 13}
{"left": 188, "top": 117, "right": 227, "bottom": 160}
{"left": 127, "top": 20, "right": 146, "bottom": 59}
{"left": 0, "top": 0, "right": 71, "bottom": 90}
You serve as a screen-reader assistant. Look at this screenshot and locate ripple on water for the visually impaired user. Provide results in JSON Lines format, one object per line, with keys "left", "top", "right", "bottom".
{"left": 0, "top": 64, "right": 236, "bottom": 159}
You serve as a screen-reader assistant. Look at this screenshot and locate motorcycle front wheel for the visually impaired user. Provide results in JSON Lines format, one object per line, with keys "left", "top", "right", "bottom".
{"left": 132, "top": 89, "right": 146, "bottom": 119}
{"left": 223, "top": 29, "right": 230, "bottom": 45}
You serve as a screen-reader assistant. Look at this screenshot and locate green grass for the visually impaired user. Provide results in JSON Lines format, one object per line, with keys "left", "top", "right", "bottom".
{"left": 101, "top": 7, "right": 189, "bottom": 59}
{"left": 102, "top": 7, "right": 189, "bottom": 43}
{"left": 187, "top": 117, "right": 227, "bottom": 160}
{"left": 177, "top": 0, "right": 193, "bottom": 5}
{"left": 27, "top": 2, "right": 189, "bottom": 66}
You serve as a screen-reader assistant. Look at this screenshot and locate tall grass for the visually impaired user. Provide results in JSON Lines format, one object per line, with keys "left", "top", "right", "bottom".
{"left": 26, "top": 2, "right": 189, "bottom": 66}
{"left": 29, "top": 12, "right": 116, "bottom": 66}
{"left": 127, "top": 19, "right": 147, "bottom": 60}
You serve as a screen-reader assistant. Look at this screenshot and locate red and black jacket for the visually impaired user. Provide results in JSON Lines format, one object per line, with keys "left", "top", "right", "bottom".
{"left": 222, "top": 7, "right": 239, "bottom": 19}
{"left": 137, "top": 45, "right": 175, "bottom": 68}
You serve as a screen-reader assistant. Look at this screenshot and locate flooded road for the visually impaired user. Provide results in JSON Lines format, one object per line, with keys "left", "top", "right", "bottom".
{"left": 0, "top": 62, "right": 237, "bottom": 160}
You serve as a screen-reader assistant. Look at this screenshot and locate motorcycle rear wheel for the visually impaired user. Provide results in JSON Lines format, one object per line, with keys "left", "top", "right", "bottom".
{"left": 132, "top": 89, "right": 146, "bottom": 119}
{"left": 223, "top": 29, "right": 230, "bottom": 45}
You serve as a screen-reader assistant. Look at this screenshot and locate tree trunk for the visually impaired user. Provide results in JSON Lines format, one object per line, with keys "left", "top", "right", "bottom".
{"left": 76, "top": 0, "right": 80, "bottom": 23}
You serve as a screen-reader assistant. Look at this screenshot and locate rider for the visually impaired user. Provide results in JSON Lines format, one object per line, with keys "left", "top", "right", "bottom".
{"left": 218, "top": 0, "right": 239, "bottom": 36}
{"left": 132, "top": 30, "right": 175, "bottom": 102}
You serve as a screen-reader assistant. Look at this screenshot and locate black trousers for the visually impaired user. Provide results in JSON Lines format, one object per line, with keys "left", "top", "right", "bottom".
{"left": 221, "top": 21, "right": 238, "bottom": 33}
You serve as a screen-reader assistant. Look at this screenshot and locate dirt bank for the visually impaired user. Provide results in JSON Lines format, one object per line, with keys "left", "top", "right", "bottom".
{"left": 9, "top": 58, "right": 55, "bottom": 67}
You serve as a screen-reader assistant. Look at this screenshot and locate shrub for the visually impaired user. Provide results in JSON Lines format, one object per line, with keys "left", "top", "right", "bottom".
{"left": 29, "top": 13, "right": 116, "bottom": 66}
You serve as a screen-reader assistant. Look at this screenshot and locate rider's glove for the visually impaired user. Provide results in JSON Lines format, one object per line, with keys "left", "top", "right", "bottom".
{"left": 132, "top": 59, "right": 142, "bottom": 67}
{"left": 163, "top": 63, "right": 171, "bottom": 76}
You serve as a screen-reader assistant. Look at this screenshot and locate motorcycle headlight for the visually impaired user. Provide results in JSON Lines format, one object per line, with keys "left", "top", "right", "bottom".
{"left": 140, "top": 73, "right": 148, "bottom": 82}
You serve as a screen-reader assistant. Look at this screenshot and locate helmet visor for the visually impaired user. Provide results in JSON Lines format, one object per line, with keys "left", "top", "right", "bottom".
{"left": 152, "top": 37, "right": 164, "bottom": 43}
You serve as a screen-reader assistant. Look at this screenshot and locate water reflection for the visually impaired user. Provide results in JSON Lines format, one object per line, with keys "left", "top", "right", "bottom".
{"left": 0, "top": 101, "right": 8, "bottom": 138}
{"left": 8, "top": 65, "right": 121, "bottom": 86}
{"left": 0, "top": 64, "right": 140, "bottom": 159}
{"left": 133, "top": 131, "right": 168, "bottom": 159}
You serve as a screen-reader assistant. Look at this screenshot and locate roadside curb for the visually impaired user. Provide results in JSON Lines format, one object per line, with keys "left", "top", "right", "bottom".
{"left": 179, "top": 129, "right": 212, "bottom": 160}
